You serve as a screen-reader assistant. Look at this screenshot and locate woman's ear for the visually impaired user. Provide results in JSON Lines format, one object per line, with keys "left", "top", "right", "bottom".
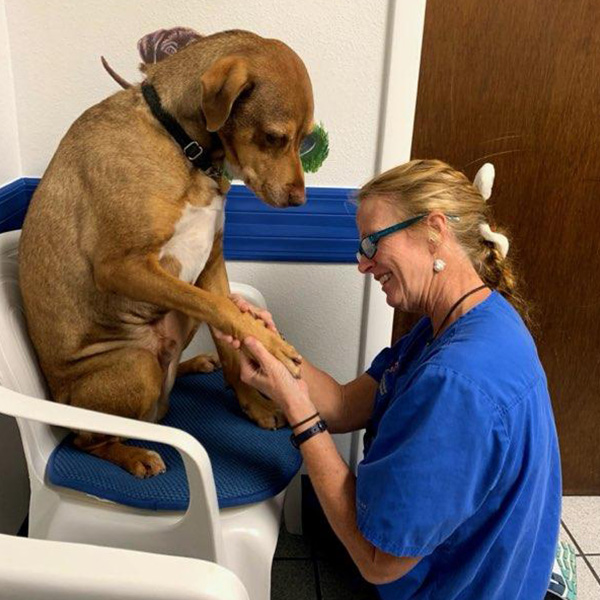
{"left": 426, "top": 212, "right": 447, "bottom": 249}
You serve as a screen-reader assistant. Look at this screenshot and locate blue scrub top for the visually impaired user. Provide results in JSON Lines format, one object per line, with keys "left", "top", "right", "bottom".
{"left": 357, "top": 291, "right": 561, "bottom": 600}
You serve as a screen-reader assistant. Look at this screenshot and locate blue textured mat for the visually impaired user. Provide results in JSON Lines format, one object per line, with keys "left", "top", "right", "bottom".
{"left": 47, "top": 370, "right": 302, "bottom": 510}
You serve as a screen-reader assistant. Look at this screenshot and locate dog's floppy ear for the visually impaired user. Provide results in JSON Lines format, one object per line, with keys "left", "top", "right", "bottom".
{"left": 200, "top": 56, "right": 251, "bottom": 132}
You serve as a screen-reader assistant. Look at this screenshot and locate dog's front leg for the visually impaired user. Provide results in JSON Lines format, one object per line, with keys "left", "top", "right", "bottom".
{"left": 95, "top": 251, "right": 300, "bottom": 369}
{"left": 94, "top": 250, "right": 298, "bottom": 429}
{"left": 194, "top": 236, "right": 287, "bottom": 429}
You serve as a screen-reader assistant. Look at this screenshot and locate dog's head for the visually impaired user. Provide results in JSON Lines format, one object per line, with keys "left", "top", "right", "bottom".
{"left": 199, "top": 40, "right": 314, "bottom": 208}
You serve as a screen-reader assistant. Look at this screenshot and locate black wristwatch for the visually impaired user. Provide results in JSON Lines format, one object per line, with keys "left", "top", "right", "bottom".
{"left": 290, "top": 419, "right": 328, "bottom": 448}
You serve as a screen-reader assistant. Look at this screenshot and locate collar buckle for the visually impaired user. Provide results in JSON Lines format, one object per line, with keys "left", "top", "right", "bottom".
{"left": 183, "top": 141, "right": 203, "bottom": 161}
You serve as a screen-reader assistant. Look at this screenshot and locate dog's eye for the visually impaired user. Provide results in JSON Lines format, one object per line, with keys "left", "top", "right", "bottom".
{"left": 264, "top": 132, "right": 287, "bottom": 147}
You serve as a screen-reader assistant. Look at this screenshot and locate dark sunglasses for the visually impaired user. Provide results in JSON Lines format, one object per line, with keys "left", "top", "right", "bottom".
{"left": 357, "top": 214, "right": 427, "bottom": 261}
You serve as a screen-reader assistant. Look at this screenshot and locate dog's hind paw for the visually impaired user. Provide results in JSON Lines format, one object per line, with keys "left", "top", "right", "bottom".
{"left": 238, "top": 388, "right": 288, "bottom": 430}
{"left": 122, "top": 448, "right": 167, "bottom": 478}
{"left": 177, "top": 353, "right": 221, "bottom": 377}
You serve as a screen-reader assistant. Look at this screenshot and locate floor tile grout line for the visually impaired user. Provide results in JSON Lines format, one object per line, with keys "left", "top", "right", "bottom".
{"left": 560, "top": 518, "right": 578, "bottom": 545}
{"left": 584, "top": 556, "right": 600, "bottom": 586}
{"left": 560, "top": 519, "right": 583, "bottom": 556}
{"left": 561, "top": 520, "right": 600, "bottom": 586}
{"left": 312, "top": 559, "right": 323, "bottom": 600}
{"left": 310, "top": 541, "right": 323, "bottom": 600}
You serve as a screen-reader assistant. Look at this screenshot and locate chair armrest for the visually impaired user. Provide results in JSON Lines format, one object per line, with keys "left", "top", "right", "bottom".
{"left": 0, "top": 384, "right": 225, "bottom": 561}
{"left": 0, "top": 384, "right": 199, "bottom": 447}
{"left": 0, "top": 533, "right": 249, "bottom": 600}
{"left": 229, "top": 282, "right": 267, "bottom": 310}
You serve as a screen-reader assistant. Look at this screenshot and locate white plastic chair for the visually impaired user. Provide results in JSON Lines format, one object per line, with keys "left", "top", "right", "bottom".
{"left": 0, "top": 229, "right": 302, "bottom": 600}
{"left": 0, "top": 533, "right": 249, "bottom": 600}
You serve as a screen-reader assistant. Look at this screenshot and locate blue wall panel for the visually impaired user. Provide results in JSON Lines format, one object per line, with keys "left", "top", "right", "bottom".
{"left": 0, "top": 178, "right": 359, "bottom": 263}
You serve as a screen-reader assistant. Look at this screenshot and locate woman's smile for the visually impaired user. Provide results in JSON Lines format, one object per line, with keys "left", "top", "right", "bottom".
{"left": 379, "top": 272, "right": 392, "bottom": 287}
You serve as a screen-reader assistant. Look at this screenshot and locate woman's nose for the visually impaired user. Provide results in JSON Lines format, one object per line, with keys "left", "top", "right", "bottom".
{"left": 357, "top": 253, "right": 375, "bottom": 274}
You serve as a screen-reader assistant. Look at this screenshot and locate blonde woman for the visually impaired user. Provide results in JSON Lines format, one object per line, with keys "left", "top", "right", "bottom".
{"left": 216, "top": 159, "right": 561, "bottom": 600}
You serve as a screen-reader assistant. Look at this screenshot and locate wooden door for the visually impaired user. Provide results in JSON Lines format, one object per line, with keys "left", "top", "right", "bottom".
{"left": 396, "top": 0, "right": 600, "bottom": 493}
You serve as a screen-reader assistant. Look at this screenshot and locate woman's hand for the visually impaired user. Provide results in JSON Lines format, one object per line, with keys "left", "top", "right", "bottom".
{"left": 215, "top": 331, "right": 316, "bottom": 422}
{"left": 229, "top": 294, "right": 279, "bottom": 333}
{"left": 210, "top": 295, "right": 278, "bottom": 350}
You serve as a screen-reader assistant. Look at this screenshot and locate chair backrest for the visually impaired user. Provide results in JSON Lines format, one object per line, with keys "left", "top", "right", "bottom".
{"left": 0, "top": 230, "right": 66, "bottom": 483}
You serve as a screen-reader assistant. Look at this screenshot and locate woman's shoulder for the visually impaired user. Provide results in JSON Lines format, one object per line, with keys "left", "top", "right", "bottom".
{"left": 425, "top": 292, "right": 545, "bottom": 406}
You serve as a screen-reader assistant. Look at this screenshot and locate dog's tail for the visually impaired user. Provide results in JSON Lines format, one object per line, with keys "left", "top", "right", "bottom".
{"left": 100, "top": 56, "right": 132, "bottom": 89}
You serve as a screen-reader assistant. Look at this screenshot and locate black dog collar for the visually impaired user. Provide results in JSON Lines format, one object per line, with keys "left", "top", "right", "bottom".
{"left": 141, "top": 82, "right": 215, "bottom": 173}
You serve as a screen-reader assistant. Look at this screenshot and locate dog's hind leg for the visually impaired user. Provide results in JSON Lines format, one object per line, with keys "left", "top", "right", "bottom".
{"left": 68, "top": 347, "right": 167, "bottom": 478}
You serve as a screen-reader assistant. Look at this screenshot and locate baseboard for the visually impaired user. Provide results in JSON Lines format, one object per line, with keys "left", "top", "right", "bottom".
{"left": 0, "top": 178, "right": 359, "bottom": 263}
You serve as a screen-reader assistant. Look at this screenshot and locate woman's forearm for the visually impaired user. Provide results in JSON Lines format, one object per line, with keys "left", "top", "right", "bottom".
{"left": 297, "top": 359, "right": 347, "bottom": 431}
{"left": 299, "top": 360, "right": 377, "bottom": 433}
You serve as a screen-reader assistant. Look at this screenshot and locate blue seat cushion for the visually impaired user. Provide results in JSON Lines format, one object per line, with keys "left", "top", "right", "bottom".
{"left": 47, "top": 370, "right": 302, "bottom": 510}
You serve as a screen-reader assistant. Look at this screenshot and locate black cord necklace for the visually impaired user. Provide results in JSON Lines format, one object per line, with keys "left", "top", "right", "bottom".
{"left": 427, "top": 284, "right": 488, "bottom": 345}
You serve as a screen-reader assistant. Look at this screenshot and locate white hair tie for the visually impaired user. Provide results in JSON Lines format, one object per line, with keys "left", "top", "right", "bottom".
{"left": 473, "top": 162, "right": 495, "bottom": 200}
{"left": 479, "top": 223, "right": 510, "bottom": 258}
{"left": 473, "top": 162, "right": 510, "bottom": 259}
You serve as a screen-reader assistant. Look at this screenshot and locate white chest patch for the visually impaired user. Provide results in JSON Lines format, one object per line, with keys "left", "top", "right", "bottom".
{"left": 159, "top": 195, "right": 225, "bottom": 284}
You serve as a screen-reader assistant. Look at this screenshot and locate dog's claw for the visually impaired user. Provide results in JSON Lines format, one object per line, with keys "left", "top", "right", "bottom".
{"left": 126, "top": 449, "right": 167, "bottom": 479}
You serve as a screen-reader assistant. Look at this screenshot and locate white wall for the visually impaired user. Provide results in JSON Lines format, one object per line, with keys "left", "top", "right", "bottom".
{"left": 0, "top": 0, "right": 21, "bottom": 185}
{"left": 5, "top": 0, "right": 387, "bottom": 186}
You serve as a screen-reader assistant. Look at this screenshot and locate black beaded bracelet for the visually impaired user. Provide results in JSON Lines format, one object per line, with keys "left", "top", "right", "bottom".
{"left": 290, "top": 411, "right": 320, "bottom": 429}
{"left": 290, "top": 419, "right": 328, "bottom": 449}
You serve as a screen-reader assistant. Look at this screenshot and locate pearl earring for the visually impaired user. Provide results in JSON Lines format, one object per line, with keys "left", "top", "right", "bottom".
{"left": 433, "top": 258, "right": 446, "bottom": 273}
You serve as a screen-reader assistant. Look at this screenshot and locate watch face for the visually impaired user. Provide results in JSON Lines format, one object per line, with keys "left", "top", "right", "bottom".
{"left": 290, "top": 420, "right": 327, "bottom": 448}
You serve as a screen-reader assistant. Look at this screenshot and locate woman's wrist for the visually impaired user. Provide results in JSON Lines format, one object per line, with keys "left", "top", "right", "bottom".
{"left": 284, "top": 398, "right": 319, "bottom": 432}
{"left": 290, "top": 410, "right": 321, "bottom": 434}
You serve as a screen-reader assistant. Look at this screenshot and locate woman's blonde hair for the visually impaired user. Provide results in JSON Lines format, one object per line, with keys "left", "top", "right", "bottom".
{"left": 357, "top": 159, "right": 533, "bottom": 328}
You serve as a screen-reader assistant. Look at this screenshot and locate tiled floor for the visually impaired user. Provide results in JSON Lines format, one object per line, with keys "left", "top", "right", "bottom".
{"left": 271, "top": 477, "right": 378, "bottom": 600}
{"left": 272, "top": 483, "right": 600, "bottom": 599}
{"left": 560, "top": 497, "right": 600, "bottom": 599}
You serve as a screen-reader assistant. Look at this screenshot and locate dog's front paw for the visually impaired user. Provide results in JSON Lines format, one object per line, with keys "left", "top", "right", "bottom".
{"left": 267, "top": 334, "right": 303, "bottom": 379}
{"left": 232, "top": 310, "right": 302, "bottom": 376}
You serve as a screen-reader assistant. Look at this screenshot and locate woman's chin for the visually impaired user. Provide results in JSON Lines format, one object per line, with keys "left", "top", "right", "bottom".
{"left": 383, "top": 288, "right": 399, "bottom": 307}
{"left": 384, "top": 287, "right": 406, "bottom": 309}
{"left": 386, "top": 297, "right": 403, "bottom": 309}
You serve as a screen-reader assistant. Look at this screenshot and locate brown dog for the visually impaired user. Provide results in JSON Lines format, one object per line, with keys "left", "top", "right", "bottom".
{"left": 18, "top": 30, "right": 313, "bottom": 477}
